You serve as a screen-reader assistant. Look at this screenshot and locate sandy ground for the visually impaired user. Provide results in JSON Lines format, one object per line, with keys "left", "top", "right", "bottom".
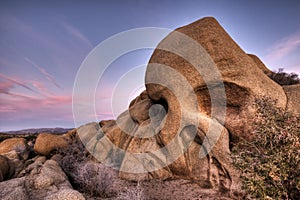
{"left": 85, "top": 178, "right": 238, "bottom": 200}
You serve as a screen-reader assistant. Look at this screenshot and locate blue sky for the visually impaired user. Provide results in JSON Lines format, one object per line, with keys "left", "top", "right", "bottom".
{"left": 0, "top": 0, "right": 299, "bottom": 131}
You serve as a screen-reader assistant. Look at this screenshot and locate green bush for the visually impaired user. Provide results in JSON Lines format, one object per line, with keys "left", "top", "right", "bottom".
{"left": 232, "top": 97, "right": 300, "bottom": 199}
{"left": 268, "top": 68, "right": 300, "bottom": 86}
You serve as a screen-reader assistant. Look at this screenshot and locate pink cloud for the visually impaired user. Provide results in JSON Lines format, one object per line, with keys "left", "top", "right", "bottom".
{"left": 0, "top": 73, "right": 73, "bottom": 122}
{"left": 6, "top": 92, "right": 37, "bottom": 100}
{"left": 0, "top": 73, "right": 37, "bottom": 94}
{"left": 42, "top": 95, "right": 72, "bottom": 106}
{"left": 0, "top": 105, "right": 17, "bottom": 113}
{"left": 24, "top": 57, "right": 62, "bottom": 89}
{"left": 0, "top": 80, "right": 14, "bottom": 94}
{"left": 0, "top": 92, "right": 73, "bottom": 120}
{"left": 265, "top": 32, "right": 300, "bottom": 62}
{"left": 30, "top": 80, "right": 52, "bottom": 95}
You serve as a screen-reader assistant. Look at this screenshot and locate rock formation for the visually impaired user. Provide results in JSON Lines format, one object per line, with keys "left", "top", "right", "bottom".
{"left": 0, "top": 138, "right": 29, "bottom": 160}
{"left": 0, "top": 16, "right": 299, "bottom": 199}
{"left": 77, "top": 17, "right": 290, "bottom": 195}
{"left": 147, "top": 17, "right": 286, "bottom": 142}
{"left": 0, "top": 157, "right": 85, "bottom": 200}
{"left": 34, "top": 132, "right": 72, "bottom": 156}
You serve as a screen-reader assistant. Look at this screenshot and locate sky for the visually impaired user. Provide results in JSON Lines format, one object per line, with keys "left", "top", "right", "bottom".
{"left": 0, "top": 0, "right": 299, "bottom": 131}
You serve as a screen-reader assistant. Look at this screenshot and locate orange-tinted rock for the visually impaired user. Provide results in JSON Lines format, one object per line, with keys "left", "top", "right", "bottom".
{"left": 0, "top": 138, "right": 29, "bottom": 160}
{"left": 34, "top": 133, "right": 70, "bottom": 156}
{"left": 248, "top": 54, "right": 272, "bottom": 75}
{"left": 146, "top": 17, "right": 286, "bottom": 142}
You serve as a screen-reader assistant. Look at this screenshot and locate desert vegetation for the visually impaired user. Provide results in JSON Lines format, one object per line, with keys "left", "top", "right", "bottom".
{"left": 232, "top": 97, "right": 300, "bottom": 199}
{"left": 57, "top": 140, "right": 146, "bottom": 199}
{"left": 57, "top": 140, "right": 117, "bottom": 198}
{"left": 268, "top": 68, "right": 300, "bottom": 86}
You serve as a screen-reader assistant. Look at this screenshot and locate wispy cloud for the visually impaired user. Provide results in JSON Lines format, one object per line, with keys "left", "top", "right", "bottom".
{"left": 0, "top": 84, "right": 72, "bottom": 118}
{"left": 0, "top": 73, "right": 37, "bottom": 94}
{"left": 61, "top": 21, "right": 93, "bottom": 48}
{"left": 30, "top": 80, "right": 51, "bottom": 95}
{"left": 0, "top": 80, "right": 14, "bottom": 94}
{"left": 24, "top": 57, "right": 62, "bottom": 89}
{"left": 265, "top": 32, "right": 300, "bottom": 62}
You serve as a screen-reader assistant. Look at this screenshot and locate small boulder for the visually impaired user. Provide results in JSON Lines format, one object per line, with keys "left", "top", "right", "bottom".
{"left": 0, "top": 155, "right": 14, "bottom": 182}
{"left": 34, "top": 133, "right": 70, "bottom": 156}
{"left": 33, "top": 159, "right": 67, "bottom": 189}
{"left": 18, "top": 156, "right": 47, "bottom": 177}
{"left": 0, "top": 138, "right": 29, "bottom": 160}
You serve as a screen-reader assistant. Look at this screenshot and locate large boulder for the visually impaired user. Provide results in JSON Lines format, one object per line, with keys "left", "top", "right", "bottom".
{"left": 34, "top": 133, "right": 71, "bottom": 156}
{"left": 77, "top": 17, "right": 288, "bottom": 195}
{"left": 146, "top": 17, "right": 287, "bottom": 142}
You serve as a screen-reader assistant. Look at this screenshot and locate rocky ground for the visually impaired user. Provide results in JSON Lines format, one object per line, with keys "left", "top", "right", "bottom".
{"left": 0, "top": 131, "right": 241, "bottom": 200}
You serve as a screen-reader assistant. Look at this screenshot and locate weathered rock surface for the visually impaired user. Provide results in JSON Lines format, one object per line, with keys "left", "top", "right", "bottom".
{"left": 0, "top": 158, "right": 85, "bottom": 200}
{"left": 45, "top": 189, "right": 85, "bottom": 200}
{"left": 146, "top": 17, "right": 287, "bottom": 142}
{"left": 283, "top": 84, "right": 300, "bottom": 114}
{"left": 248, "top": 54, "right": 272, "bottom": 76}
{"left": 76, "top": 17, "right": 292, "bottom": 196}
{"left": 0, "top": 138, "right": 29, "bottom": 160}
{"left": 0, "top": 177, "right": 28, "bottom": 200}
{"left": 34, "top": 133, "right": 71, "bottom": 156}
{"left": 0, "top": 155, "right": 13, "bottom": 181}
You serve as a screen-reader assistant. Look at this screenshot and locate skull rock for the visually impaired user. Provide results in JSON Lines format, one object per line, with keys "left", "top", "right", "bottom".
{"left": 78, "top": 17, "right": 287, "bottom": 194}
{"left": 146, "top": 17, "right": 287, "bottom": 143}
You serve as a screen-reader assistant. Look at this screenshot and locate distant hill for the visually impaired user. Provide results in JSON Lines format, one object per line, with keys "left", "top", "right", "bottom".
{"left": 2, "top": 127, "right": 73, "bottom": 135}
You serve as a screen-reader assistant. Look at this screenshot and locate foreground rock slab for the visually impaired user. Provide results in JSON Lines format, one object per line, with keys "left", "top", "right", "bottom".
{"left": 0, "top": 158, "right": 85, "bottom": 200}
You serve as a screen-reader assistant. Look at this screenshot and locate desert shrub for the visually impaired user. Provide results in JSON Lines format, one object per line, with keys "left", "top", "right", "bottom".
{"left": 268, "top": 68, "right": 300, "bottom": 85}
{"left": 232, "top": 97, "right": 300, "bottom": 199}
{"left": 57, "top": 140, "right": 89, "bottom": 176}
{"left": 117, "top": 181, "right": 145, "bottom": 200}
{"left": 74, "top": 162, "right": 115, "bottom": 197}
{"left": 57, "top": 141, "right": 116, "bottom": 198}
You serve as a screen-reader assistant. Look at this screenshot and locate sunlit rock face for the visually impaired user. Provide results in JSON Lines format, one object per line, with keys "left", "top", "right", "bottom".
{"left": 78, "top": 17, "right": 288, "bottom": 193}
{"left": 283, "top": 84, "right": 300, "bottom": 114}
{"left": 147, "top": 17, "right": 286, "bottom": 143}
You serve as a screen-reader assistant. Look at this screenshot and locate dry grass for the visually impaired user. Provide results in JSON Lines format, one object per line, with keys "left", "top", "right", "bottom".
{"left": 232, "top": 97, "right": 300, "bottom": 199}
{"left": 57, "top": 141, "right": 117, "bottom": 198}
